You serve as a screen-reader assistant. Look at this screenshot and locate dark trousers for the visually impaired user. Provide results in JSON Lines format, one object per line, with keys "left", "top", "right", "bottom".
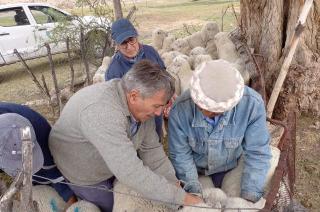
{"left": 68, "top": 177, "right": 115, "bottom": 212}
{"left": 210, "top": 169, "right": 231, "bottom": 188}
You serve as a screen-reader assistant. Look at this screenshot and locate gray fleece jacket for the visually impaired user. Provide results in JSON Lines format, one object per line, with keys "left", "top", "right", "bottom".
{"left": 49, "top": 79, "right": 186, "bottom": 205}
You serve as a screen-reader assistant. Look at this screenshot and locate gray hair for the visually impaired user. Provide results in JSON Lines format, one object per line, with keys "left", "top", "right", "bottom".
{"left": 122, "top": 60, "right": 175, "bottom": 101}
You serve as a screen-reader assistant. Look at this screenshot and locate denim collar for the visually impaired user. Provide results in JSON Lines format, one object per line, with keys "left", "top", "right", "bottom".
{"left": 191, "top": 103, "right": 234, "bottom": 129}
{"left": 115, "top": 44, "right": 145, "bottom": 63}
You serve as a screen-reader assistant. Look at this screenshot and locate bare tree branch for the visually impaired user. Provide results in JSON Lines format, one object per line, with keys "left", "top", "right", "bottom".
{"left": 45, "top": 43, "right": 63, "bottom": 114}
{"left": 13, "top": 49, "right": 47, "bottom": 99}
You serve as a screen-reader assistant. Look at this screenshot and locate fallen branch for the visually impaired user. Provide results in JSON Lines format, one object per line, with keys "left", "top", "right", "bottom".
{"left": 266, "top": 0, "right": 314, "bottom": 118}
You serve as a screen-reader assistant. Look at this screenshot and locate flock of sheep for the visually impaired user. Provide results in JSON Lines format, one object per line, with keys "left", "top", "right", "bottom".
{"left": 19, "top": 22, "right": 283, "bottom": 212}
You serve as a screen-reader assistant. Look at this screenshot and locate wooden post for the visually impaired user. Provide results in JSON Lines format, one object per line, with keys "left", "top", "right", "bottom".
{"left": 19, "top": 126, "right": 38, "bottom": 212}
{"left": 266, "top": 0, "right": 313, "bottom": 118}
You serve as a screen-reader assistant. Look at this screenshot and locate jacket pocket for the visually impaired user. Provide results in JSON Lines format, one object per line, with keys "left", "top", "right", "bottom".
{"left": 224, "top": 137, "right": 243, "bottom": 163}
{"left": 188, "top": 137, "right": 206, "bottom": 154}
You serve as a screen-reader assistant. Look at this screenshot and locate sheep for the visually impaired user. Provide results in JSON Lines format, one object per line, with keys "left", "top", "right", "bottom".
{"left": 171, "top": 38, "right": 192, "bottom": 55}
{"left": 152, "top": 28, "right": 167, "bottom": 50}
{"left": 112, "top": 181, "right": 175, "bottom": 212}
{"left": 214, "top": 32, "right": 239, "bottom": 64}
{"left": 221, "top": 146, "right": 281, "bottom": 197}
{"left": 161, "top": 51, "right": 184, "bottom": 67}
{"left": 167, "top": 55, "right": 192, "bottom": 95}
{"left": 66, "top": 200, "right": 101, "bottom": 212}
{"left": 193, "top": 54, "right": 212, "bottom": 70}
{"left": 188, "top": 47, "right": 206, "bottom": 69}
{"left": 93, "top": 56, "right": 111, "bottom": 83}
{"left": 13, "top": 185, "right": 67, "bottom": 212}
{"left": 160, "top": 35, "right": 176, "bottom": 54}
{"left": 185, "top": 31, "right": 206, "bottom": 49}
{"left": 201, "top": 22, "right": 220, "bottom": 43}
{"left": 214, "top": 32, "right": 250, "bottom": 84}
{"left": 205, "top": 39, "right": 218, "bottom": 59}
{"left": 224, "top": 197, "right": 266, "bottom": 212}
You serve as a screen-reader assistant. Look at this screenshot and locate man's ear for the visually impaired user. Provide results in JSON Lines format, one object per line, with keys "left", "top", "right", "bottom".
{"left": 127, "top": 89, "right": 140, "bottom": 104}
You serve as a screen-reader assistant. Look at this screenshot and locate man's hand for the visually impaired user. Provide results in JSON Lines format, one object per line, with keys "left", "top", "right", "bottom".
{"left": 183, "top": 193, "right": 203, "bottom": 206}
{"left": 64, "top": 195, "right": 77, "bottom": 211}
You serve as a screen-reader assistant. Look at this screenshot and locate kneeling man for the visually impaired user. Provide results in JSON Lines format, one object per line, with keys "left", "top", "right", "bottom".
{"left": 168, "top": 59, "right": 271, "bottom": 203}
{"left": 49, "top": 60, "right": 202, "bottom": 212}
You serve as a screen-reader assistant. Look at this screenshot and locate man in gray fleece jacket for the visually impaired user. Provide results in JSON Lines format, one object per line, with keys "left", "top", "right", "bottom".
{"left": 49, "top": 60, "right": 202, "bottom": 211}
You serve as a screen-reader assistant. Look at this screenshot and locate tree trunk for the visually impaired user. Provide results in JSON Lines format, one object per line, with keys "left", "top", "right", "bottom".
{"left": 113, "top": 0, "right": 123, "bottom": 20}
{"left": 240, "top": 0, "right": 320, "bottom": 119}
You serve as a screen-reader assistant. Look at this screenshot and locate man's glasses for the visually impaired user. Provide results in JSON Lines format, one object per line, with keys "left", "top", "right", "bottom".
{"left": 119, "top": 37, "right": 137, "bottom": 49}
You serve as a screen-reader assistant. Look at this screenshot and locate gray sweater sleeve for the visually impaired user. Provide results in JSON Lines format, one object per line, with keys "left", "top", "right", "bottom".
{"left": 80, "top": 103, "right": 185, "bottom": 205}
{"left": 138, "top": 119, "right": 178, "bottom": 183}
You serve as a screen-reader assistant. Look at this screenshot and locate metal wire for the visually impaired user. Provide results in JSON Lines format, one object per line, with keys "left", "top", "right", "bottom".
{"left": 32, "top": 174, "right": 265, "bottom": 211}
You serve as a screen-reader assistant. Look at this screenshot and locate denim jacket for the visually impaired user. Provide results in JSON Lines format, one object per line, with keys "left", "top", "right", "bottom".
{"left": 168, "top": 86, "right": 271, "bottom": 202}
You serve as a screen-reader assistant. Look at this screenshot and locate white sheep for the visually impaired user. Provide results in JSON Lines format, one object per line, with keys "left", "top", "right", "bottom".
{"left": 66, "top": 200, "right": 101, "bottom": 212}
{"left": 160, "top": 35, "right": 176, "bottom": 54}
{"left": 152, "top": 28, "right": 167, "bottom": 50}
{"left": 167, "top": 55, "right": 192, "bottom": 95}
{"left": 194, "top": 54, "right": 212, "bottom": 70}
{"left": 93, "top": 56, "right": 111, "bottom": 83}
{"left": 161, "top": 51, "right": 184, "bottom": 67}
{"left": 201, "top": 22, "right": 220, "bottom": 43}
{"left": 214, "top": 32, "right": 250, "bottom": 84}
{"left": 171, "top": 38, "right": 192, "bottom": 55}
{"left": 112, "top": 181, "right": 175, "bottom": 212}
{"left": 188, "top": 47, "right": 206, "bottom": 69}
{"left": 221, "top": 146, "right": 281, "bottom": 197}
{"left": 185, "top": 31, "right": 206, "bottom": 49}
{"left": 205, "top": 39, "right": 218, "bottom": 59}
{"left": 16, "top": 185, "right": 67, "bottom": 212}
{"left": 214, "top": 32, "right": 239, "bottom": 64}
{"left": 224, "top": 197, "right": 266, "bottom": 212}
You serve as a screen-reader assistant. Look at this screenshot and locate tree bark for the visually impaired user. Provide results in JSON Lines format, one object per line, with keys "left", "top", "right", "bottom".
{"left": 240, "top": 0, "right": 320, "bottom": 119}
{"left": 113, "top": 0, "right": 123, "bottom": 20}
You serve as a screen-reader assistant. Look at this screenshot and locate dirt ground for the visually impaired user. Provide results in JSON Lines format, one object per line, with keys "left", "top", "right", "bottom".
{"left": 295, "top": 115, "right": 320, "bottom": 211}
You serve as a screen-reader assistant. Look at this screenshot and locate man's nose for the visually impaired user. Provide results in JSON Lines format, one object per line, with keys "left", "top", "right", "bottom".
{"left": 154, "top": 107, "right": 163, "bottom": 116}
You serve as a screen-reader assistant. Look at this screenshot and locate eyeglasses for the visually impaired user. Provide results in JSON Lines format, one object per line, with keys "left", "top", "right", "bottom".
{"left": 119, "top": 37, "right": 137, "bottom": 49}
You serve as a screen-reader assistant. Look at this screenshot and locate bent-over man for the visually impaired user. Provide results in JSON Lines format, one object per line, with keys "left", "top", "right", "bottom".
{"left": 49, "top": 60, "right": 202, "bottom": 212}
{"left": 168, "top": 60, "right": 271, "bottom": 203}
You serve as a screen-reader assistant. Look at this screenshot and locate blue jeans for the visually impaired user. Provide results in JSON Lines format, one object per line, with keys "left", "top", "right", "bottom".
{"left": 68, "top": 177, "right": 115, "bottom": 212}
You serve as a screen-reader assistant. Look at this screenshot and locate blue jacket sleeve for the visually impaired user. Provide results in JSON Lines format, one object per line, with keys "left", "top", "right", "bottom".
{"left": 241, "top": 100, "right": 271, "bottom": 202}
{"left": 168, "top": 109, "right": 202, "bottom": 194}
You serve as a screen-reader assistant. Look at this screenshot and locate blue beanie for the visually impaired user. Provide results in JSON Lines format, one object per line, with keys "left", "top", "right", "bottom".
{"left": 111, "top": 18, "right": 138, "bottom": 44}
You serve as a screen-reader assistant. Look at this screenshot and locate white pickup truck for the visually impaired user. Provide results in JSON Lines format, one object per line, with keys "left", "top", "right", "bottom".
{"left": 0, "top": 3, "right": 111, "bottom": 66}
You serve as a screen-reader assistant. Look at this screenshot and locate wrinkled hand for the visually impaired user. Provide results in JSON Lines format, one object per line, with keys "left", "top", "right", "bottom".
{"left": 163, "top": 94, "right": 177, "bottom": 118}
{"left": 183, "top": 193, "right": 203, "bottom": 206}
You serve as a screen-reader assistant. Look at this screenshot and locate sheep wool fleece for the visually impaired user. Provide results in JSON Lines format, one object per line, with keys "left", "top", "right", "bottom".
{"left": 49, "top": 79, "right": 186, "bottom": 205}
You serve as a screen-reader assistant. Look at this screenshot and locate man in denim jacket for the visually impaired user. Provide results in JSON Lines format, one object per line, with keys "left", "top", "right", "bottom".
{"left": 168, "top": 59, "right": 271, "bottom": 203}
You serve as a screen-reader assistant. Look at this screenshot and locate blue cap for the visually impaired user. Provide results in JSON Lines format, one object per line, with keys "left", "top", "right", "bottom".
{"left": 111, "top": 18, "right": 138, "bottom": 44}
{"left": 0, "top": 113, "right": 44, "bottom": 177}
